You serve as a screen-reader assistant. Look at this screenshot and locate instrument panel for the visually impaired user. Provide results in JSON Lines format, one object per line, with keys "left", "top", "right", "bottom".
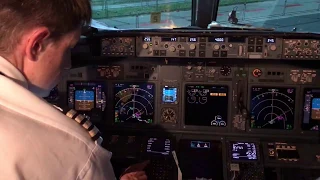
{"left": 57, "top": 61, "right": 320, "bottom": 135}
{"left": 51, "top": 30, "right": 320, "bottom": 180}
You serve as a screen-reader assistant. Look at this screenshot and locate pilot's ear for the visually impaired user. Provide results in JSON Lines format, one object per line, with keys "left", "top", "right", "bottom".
{"left": 25, "top": 27, "right": 51, "bottom": 61}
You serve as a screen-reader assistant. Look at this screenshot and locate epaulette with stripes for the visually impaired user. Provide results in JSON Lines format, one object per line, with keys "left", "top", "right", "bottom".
{"left": 53, "top": 105, "right": 103, "bottom": 145}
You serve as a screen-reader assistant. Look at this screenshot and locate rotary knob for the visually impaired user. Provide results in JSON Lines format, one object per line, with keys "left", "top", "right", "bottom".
{"left": 169, "top": 46, "right": 176, "bottom": 52}
{"left": 189, "top": 44, "right": 196, "bottom": 50}
{"left": 291, "top": 74, "right": 299, "bottom": 82}
{"left": 252, "top": 68, "right": 262, "bottom": 77}
{"left": 213, "top": 44, "right": 220, "bottom": 50}
{"left": 197, "top": 66, "right": 203, "bottom": 71}
{"left": 270, "top": 45, "right": 277, "bottom": 51}
{"left": 142, "top": 43, "right": 148, "bottom": 49}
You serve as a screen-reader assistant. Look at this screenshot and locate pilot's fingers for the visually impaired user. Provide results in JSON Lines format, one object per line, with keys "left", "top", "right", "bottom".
{"left": 126, "top": 160, "right": 150, "bottom": 173}
{"left": 132, "top": 171, "right": 147, "bottom": 180}
{"left": 121, "top": 172, "right": 147, "bottom": 180}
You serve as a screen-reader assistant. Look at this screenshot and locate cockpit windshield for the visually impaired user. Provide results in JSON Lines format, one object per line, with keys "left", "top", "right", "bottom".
{"left": 91, "top": 0, "right": 192, "bottom": 29}
{"left": 91, "top": 0, "right": 320, "bottom": 33}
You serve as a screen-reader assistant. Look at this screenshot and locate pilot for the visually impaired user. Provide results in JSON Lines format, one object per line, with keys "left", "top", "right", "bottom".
{"left": 0, "top": 0, "right": 147, "bottom": 180}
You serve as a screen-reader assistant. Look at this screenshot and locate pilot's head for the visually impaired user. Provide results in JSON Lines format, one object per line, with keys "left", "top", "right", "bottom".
{"left": 0, "top": 0, "right": 92, "bottom": 97}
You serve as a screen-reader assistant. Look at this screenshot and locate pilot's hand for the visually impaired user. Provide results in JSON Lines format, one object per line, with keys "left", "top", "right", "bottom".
{"left": 120, "top": 160, "right": 150, "bottom": 180}
{"left": 120, "top": 171, "right": 147, "bottom": 180}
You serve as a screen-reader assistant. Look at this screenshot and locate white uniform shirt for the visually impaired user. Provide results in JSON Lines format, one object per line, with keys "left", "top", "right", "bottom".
{"left": 0, "top": 56, "right": 116, "bottom": 180}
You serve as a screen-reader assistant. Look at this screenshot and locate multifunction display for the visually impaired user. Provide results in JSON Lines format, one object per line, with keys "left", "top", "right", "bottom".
{"left": 185, "top": 85, "right": 228, "bottom": 127}
{"left": 67, "top": 82, "right": 106, "bottom": 112}
{"left": 231, "top": 142, "right": 258, "bottom": 161}
{"left": 302, "top": 88, "right": 320, "bottom": 131}
{"left": 250, "top": 87, "right": 295, "bottom": 130}
{"left": 146, "top": 137, "right": 171, "bottom": 156}
{"left": 114, "top": 83, "right": 155, "bottom": 123}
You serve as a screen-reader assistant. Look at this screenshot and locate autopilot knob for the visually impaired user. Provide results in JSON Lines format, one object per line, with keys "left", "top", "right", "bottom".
{"left": 169, "top": 46, "right": 176, "bottom": 52}
{"left": 197, "top": 66, "right": 203, "bottom": 71}
{"left": 189, "top": 44, "right": 196, "bottom": 50}
{"left": 306, "top": 74, "right": 313, "bottom": 82}
{"left": 112, "top": 69, "right": 120, "bottom": 77}
{"left": 142, "top": 43, "right": 149, "bottom": 49}
{"left": 270, "top": 45, "right": 277, "bottom": 51}
{"left": 213, "top": 44, "right": 220, "bottom": 50}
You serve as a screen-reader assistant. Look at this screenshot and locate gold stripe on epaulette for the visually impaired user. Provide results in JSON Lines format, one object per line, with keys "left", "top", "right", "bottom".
{"left": 89, "top": 126, "right": 99, "bottom": 137}
{"left": 75, "top": 114, "right": 85, "bottom": 123}
{"left": 66, "top": 109, "right": 77, "bottom": 119}
{"left": 83, "top": 120, "right": 92, "bottom": 130}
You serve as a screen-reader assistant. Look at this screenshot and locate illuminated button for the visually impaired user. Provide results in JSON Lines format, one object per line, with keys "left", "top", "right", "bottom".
{"left": 189, "top": 50, "right": 196, "bottom": 57}
{"left": 248, "top": 46, "right": 254, "bottom": 52}
{"left": 199, "top": 51, "right": 206, "bottom": 57}
{"left": 213, "top": 51, "right": 220, "bottom": 57}
{"left": 153, "top": 50, "right": 159, "bottom": 56}
{"left": 256, "top": 46, "right": 263, "bottom": 52}
{"left": 199, "top": 43, "right": 206, "bottom": 50}
{"left": 256, "top": 38, "right": 263, "bottom": 45}
{"left": 248, "top": 38, "right": 255, "bottom": 44}
{"left": 160, "top": 50, "right": 166, "bottom": 56}
{"left": 179, "top": 50, "right": 186, "bottom": 56}
{"left": 221, "top": 51, "right": 227, "bottom": 57}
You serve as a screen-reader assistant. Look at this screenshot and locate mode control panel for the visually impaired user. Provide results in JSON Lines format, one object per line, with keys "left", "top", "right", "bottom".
{"left": 136, "top": 36, "right": 283, "bottom": 59}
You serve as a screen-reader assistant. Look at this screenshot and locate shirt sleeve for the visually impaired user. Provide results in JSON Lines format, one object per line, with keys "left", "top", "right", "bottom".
{"left": 77, "top": 144, "right": 117, "bottom": 180}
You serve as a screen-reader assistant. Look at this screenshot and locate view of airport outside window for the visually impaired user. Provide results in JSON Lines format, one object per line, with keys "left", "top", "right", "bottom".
{"left": 91, "top": 0, "right": 320, "bottom": 32}
{"left": 91, "top": 0, "right": 192, "bottom": 29}
{"left": 216, "top": 0, "right": 320, "bottom": 33}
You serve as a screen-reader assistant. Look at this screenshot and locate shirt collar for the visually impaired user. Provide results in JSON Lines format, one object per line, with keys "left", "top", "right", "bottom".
{"left": 0, "top": 56, "right": 28, "bottom": 88}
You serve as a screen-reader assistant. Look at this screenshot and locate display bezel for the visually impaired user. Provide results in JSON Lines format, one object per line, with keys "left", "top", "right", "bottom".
{"left": 181, "top": 82, "right": 232, "bottom": 132}
{"left": 161, "top": 85, "right": 179, "bottom": 105}
{"left": 112, "top": 82, "right": 157, "bottom": 127}
{"left": 300, "top": 87, "right": 320, "bottom": 135}
{"left": 226, "top": 138, "right": 260, "bottom": 163}
{"left": 66, "top": 81, "right": 107, "bottom": 123}
{"left": 247, "top": 84, "right": 300, "bottom": 134}
{"left": 144, "top": 136, "right": 173, "bottom": 157}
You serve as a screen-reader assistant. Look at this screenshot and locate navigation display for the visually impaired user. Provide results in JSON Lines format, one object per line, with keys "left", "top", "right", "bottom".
{"left": 146, "top": 137, "right": 171, "bottom": 156}
{"left": 114, "top": 83, "right": 155, "bottom": 124}
{"left": 178, "top": 140, "right": 223, "bottom": 180}
{"left": 231, "top": 142, "right": 258, "bottom": 161}
{"left": 302, "top": 88, "right": 320, "bottom": 131}
{"left": 67, "top": 82, "right": 106, "bottom": 112}
{"left": 250, "top": 87, "right": 295, "bottom": 130}
{"left": 162, "top": 86, "right": 178, "bottom": 104}
{"left": 185, "top": 85, "right": 228, "bottom": 127}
